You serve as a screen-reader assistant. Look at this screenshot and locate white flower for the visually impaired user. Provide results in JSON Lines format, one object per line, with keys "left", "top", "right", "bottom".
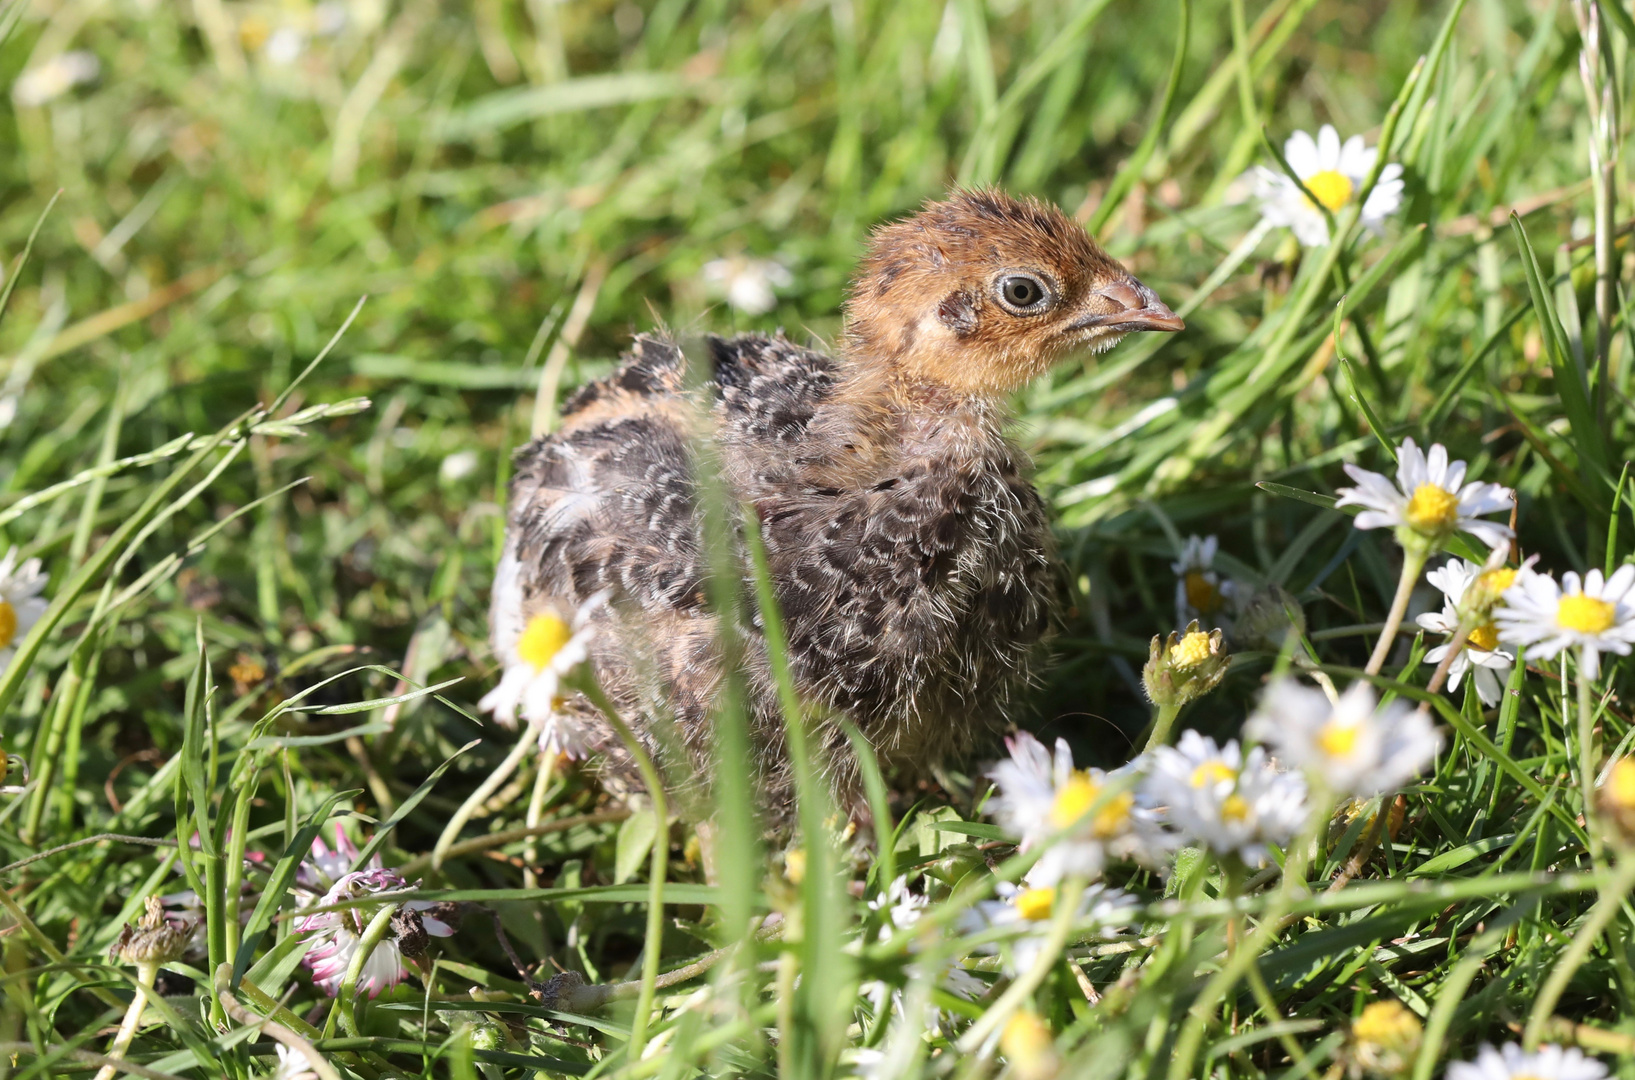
{"left": 1171, "top": 535, "right": 1240, "bottom": 629}
{"left": 479, "top": 591, "right": 606, "bottom": 757}
{"left": 1334, "top": 438, "right": 1513, "bottom": 551}
{"left": 439, "top": 449, "right": 480, "bottom": 482}
{"left": 960, "top": 881, "right": 1136, "bottom": 977}
{"left": 296, "top": 868, "right": 455, "bottom": 997}
{"left": 702, "top": 256, "right": 792, "bottom": 315}
{"left": 1496, "top": 565, "right": 1635, "bottom": 680}
{"left": 271, "top": 1044, "right": 320, "bottom": 1080}
{"left": 1140, "top": 732, "right": 1309, "bottom": 867}
{"left": 985, "top": 732, "right": 1156, "bottom": 885}
{"left": 1446, "top": 1044, "right": 1606, "bottom": 1080}
{"left": 0, "top": 548, "right": 49, "bottom": 673}
{"left": 1246, "top": 679, "right": 1441, "bottom": 798}
{"left": 1416, "top": 558, "right": 1516, "bottom": 705}
{"left": 1249, "top": 124, "right": 1404, "bottom": 247}
{"left": 862, "top": 877, "right": 984, "bottom": 1035}
{"left": 264, "top": 26, "right": 307, "bottom": 65}
{"left": 12, "top": 51, "right": 100, "bottom": 107}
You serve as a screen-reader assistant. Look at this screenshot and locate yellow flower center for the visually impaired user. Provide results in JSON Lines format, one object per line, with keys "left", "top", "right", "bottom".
{"left": 1095, "top": 792, "right": 1133, "bottom": 837}
{"left": 1049, "top": 772, "right": 1097, "bottom": 829}
{"left": 1607, "top": 759, "right": 1635, "bottom": 810}
{"left": 1468, "top": 623, "right": 1499, "bottom": 652}
{"left": 1317, "top": 721, "right": 1360, "bottom": 758}
{"left": 1557, "top": 594, "right": 1615, "bottom": 634}
{"left": 1190, "top": 761, "right": 1235, "bottom": 788}
{"left": 784, "top": 848, "right": 806, "bottom": 884}
{"left": 1168, "top": 631, "right": 1214, "bottom": 670}
{"left": 0, "top": 601, "right": 17, "bottom": 650}
{"left": 1184, "top": 570, "right": 1221, "bottom": 614}
{"left": 1221, "top": 794, "right": 1250, "bottom": 823}
{"left": 1015, "top": 887, "right": 1056, "bottom": 921}
{"left": 1303, "top": 169, "right": 1354, "bottom": 212}
{"left": 1477, "top": 567, "right": 1517, "bottom": 596}
{"left": 1352, "top": 1000, "right": 1421, "bottom": 1044}
{"left": 516, "top": 612, "right": 574, "bottom": 672}
{"left": 1404, "top": 484, "right": 1460, "bottom": 533}
{"left": 1000, "top": 1010, "right": 1055, "bottom": 1068}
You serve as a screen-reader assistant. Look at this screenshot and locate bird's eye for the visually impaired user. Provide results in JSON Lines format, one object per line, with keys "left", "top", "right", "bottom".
{"left": 996, "top": 274, "right": 1049, "bottom": 313}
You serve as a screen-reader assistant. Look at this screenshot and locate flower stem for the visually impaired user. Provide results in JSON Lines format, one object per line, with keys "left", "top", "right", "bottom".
{"left": 1365, "top": 548, "right": 1427, "bottom": 676}
{"left": 92, "top": 960, "right": 157, "bottom": 1080}
{"left": 1577, "top": 646, "right": 1603, "bottom": 863}
{"left": 572, "top": 673, "right": 669, "bottom": 1062}
{"left": 1144, "top": 703, "right": 1183, "bottom": 752}
{"left": 432, "top": 713, "right": 549, "bottom": 869}
{"left": 333, "top": 904, "right": 398, "bottom": 1039}
{"left": 1523, "top": 856, "right": 1635, "bottom": 1048}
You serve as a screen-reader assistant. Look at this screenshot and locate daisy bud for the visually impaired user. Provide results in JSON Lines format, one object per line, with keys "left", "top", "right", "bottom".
{"left": 109, "top": 897, "right": 194, "bottom": 967}
{"left": 1000, "top": 1009, "right": 1061, "bottom": 1080}
{"left": 1143, "top": 622, "right": 1230, "bottom": 707}
{"left": 1234, "top": 584, "right": 1307, "bottom": 652}
{"left": 1347, "top": 1000, "right": 1422, "bottom": 1077}
{"left": 1598, "top": 758, "right": 1635, "bottom": 846}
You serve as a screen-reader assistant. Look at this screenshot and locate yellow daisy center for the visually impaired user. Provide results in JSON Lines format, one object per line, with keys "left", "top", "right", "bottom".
{"left": 1606, "top": 758, "right": 1635, "bottom": 811}
{"left": 1221, "top": 793, "right": 1250, "bottom": 823}
{"left": 1352, "top": 1000, "right": 1420, "bottom": 1043}
{"left": 0, "top": 600, "right": 16, "bottom": 650}
{"left": 1191, "top": 761, "right": 1235, "bottom": 788}
{"left": 1467, "top": 623, "right": 1499, "bottom": 652}
{"left": 1404, "top": 484, "right": 1460, "bottom": 533}
{"left": 1092, "top": 791, "right": 1134, "bottom": 837}
{"left": 1168, "top": 631, "right": 1214, "bottom": 670}
{"left": 516, "top": 612, "right": 574, "bottom": 672}
{"left": 1184, "top": 570, "right": 1221, "bottom": 614}
{"left": 1317, "top": 721, "right": 1359, "bottom": 758}
{"left": 1000, "top": 1010, "right": 1054, "bottom": 1067}
{"left": 1477, "top": 567, "right": 1517, "bottom": 596}
{"left": 1304, "top": 169, "right": 1354, "bottom": 212}
{"left": 1049, "top": 772, "right": 1098, "bottom": 829}
{"left": 1557, "top": 594, "right": 1615, "bottom": 634}
{"left": 1015, "top": 887, "right": 1056, "bottom": 921}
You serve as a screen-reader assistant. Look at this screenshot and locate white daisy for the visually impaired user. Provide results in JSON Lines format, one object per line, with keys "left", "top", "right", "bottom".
{"left": 1245, "top": 679, "right": 1441, "bottom": 798}
{"left": 1416, "top": 558, "right": 1516, "bottom": 706}
{"left": 1495, "top": 565, "right": 1635, "bottom": 680}
{"left": 1250, "top": 124, "right": 1405, "bottom": 247}
{"left": 1334, "top": 438, "right": 1513, "bottom": 552}
{"left": 479, "top": 591, "right": 606, "bottom": 758}
{"left": 862, "top": 877, "right": 984, "bottom": 1035}
{"left": 985, "top": 732, "right": 1157, "bottom": 885}
{"left": 702, "top": 256, "right": 792, "bottom": 315}
{"left": 296, "top": 868, "right": 455, "bottom": 997}
{"left": 1171, "top": 535, "right": 1240, "bottom": 629}
{"left": 11, "top": 51, "right": 100, "bottom": 107}
{"left": 960, "top": 881, "right": 1137, "bottom": 977}
{"left": 271, "top": 1044, "right": 320, "bottom": 1080}
{"left": 1446, "top": 1044, "right": 1606, "bottom": 1080}
{"left": 1140, "top": 732, "right": 1309, "bottom": 867}
{"left": 0, "top": 548, "right": 48, "bottom": 673}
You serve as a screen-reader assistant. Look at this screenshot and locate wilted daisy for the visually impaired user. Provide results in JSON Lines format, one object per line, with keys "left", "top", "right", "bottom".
{"left": 702, "top": 256, "right": 792, "bottom": 315}
{"left": 1446, "top": 1044, "right": 1606, "bottom": 1080}
{"left": 1416, "top": 558, "right": 1516, "bottom": 705}
{"left": 985, "top": 732, "right": 1155, "bottom": 885}
{"left": 296, "top": 823, "right": 374, "bottom": 903}
{"left": 1140, "top": 732, "right": 1309, "bottom": 867}
{"left": 1171, "top": 535, "right": 1240, "bottom": 628}
{"left": 961, "top": 881, "right": 1137, "bottom": 977}
{"left": 296, "top": 868, "right": 456, "bottom": 997}
{"left": 1250, "top": 125, "right": 1405, "bottom": 247}
{"left": 1247, "top": 679, "right": 1441, "bottom": 798}
{"left": 0, "top": 548, "right": 48, "bottom": 672}
{"left": 12, "top": 51, "right": 100, "bottom": 107}
{"left": 1335, "top": 438, "right": 1513, "bottom": 553}
{"left": 479, "top": 590, "right": 606, "bottom": 757}
{"left": 1496, "top": 565, "right": 1635, "bottom": 679}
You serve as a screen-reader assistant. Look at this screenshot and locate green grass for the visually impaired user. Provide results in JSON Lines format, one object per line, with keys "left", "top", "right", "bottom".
{"left": 1, "top": 0, "right": 1634, "bottom": 1076}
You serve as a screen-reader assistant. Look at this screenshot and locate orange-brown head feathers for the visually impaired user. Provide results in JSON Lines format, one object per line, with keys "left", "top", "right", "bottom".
{"left": 843, "top": 190, "right": 1182, "bottom": 397}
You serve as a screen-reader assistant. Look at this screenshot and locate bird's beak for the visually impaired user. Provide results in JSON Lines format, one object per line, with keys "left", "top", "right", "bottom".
{"left": 1067, "top": 278, "right": 1185, "bottom": 333}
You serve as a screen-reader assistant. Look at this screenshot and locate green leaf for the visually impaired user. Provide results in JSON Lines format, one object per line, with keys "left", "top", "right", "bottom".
{"left": 614, "top": 811, "right": 659, "bottom": 885}
{"left": 352, "top": 740, "right": 479, "bottom": 872}
{"left": 1255, "top": 481, "right": 1339, "bottom": 510}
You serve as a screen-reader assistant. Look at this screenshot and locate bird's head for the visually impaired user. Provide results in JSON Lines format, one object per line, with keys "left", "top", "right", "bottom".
{"left": 843, "top": 190, "right": 1182, "bottom": 397}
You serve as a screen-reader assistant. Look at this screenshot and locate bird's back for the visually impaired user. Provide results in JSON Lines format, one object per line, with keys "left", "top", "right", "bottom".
{"left": 494, "top": 331, "right": 1056, "bottom": 819}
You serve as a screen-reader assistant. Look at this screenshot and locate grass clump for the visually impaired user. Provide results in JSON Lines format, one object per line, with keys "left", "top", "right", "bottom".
{"left": 2, "top": 0, "right": 1635, "bottom": 1077}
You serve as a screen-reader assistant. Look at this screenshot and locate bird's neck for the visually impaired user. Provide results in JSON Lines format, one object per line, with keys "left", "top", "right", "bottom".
{"left": 824, "top": 355, "right": 1014, "bottom": 467}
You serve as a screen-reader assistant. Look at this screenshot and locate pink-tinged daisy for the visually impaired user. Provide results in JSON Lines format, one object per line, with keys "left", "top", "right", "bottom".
{"left": 295, "top": 868, "right": 455, "bottom": 997}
